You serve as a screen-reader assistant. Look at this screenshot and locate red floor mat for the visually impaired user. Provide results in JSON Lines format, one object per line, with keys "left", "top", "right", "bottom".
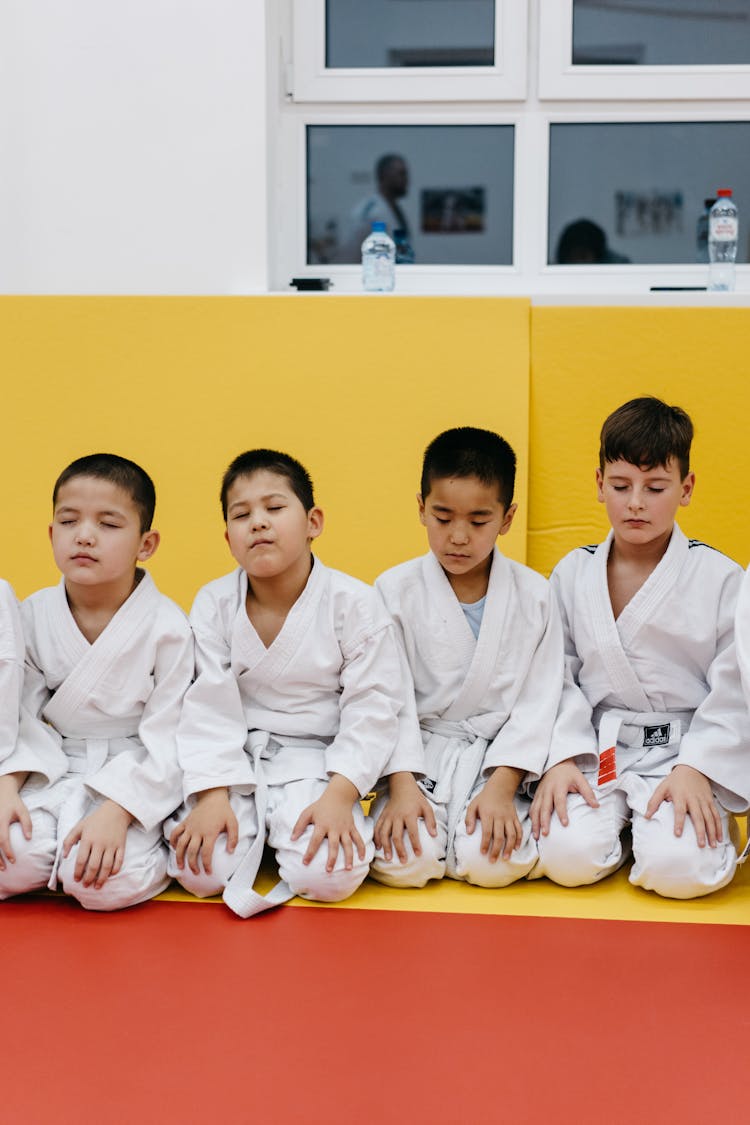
{"left": 3, "top": 898, "right": 747, "bottom": 1124}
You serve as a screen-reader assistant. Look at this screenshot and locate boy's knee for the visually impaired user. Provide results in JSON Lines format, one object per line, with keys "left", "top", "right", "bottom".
{"left": 59, "top": 843, "right": 169, "bottom": 911}
{"left": 167, "top": 838, "right": 245, "bottom": 899}
{"left": 535, "top": 803, "right": 626, "bottom": 887}
{"left": 370, "top": 822, "right": 446, "bottom": 889}
{"left": 630, "top": 810, "right": 737, "bottom": 900}
{"left": 452, "top": 822, "right": 538, "bottom": 888}
{"left": 0, "top": 820, "right": 55, "bottom": 899}
{"left": 278, "top": 839, "right": 374, "bottom": 903}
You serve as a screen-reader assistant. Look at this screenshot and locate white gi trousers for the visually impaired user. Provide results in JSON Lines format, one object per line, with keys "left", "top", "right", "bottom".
{"left": 166, "top": 735, "right": 375, "bottom": 914}
{"left": 535, "top": 710, "right": 739, "bottom": 899}
{"left": 370, "top": 724, "right": 538, "bottom": 889}
{"left": 0, "top": 739, "right": 169, "bottom": 910}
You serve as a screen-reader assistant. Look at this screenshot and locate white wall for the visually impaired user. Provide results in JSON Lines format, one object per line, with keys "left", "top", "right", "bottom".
{"left": 0, "top": 0, "right": 268, "bottom": 294}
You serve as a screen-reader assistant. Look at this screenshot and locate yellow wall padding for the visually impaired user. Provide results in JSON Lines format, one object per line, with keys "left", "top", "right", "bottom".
{"left": 529, "top": 306, "right": 750, "bottom": 576}
{"left": 1, "top": 297, "right": 531, "bottom": 608}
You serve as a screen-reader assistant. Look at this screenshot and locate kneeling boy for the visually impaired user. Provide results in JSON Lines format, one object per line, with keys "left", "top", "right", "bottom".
{"left": 371, "top": 427, "right": 567, "bottom": 888}
{"left": 533, "top": 397, "right": 750, "bottom": 899}
{"left": 167, "top": 449, "right": 421, "bottom": 917}
{"left": 0, "top": 454, "right": 193, "bottom": 910}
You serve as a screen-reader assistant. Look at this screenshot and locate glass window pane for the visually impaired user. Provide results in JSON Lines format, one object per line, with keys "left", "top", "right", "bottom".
{"left": 548, "top": 121, "right": 750, "bottom": 265}
{"left": 572, "top": 0, "right": 750, "bottom": 66}
{"left": 326, "top": 0, "right": 496, "bottom": 68}
{"left": 307, "top": 124, "right": 514, "bottom": 266}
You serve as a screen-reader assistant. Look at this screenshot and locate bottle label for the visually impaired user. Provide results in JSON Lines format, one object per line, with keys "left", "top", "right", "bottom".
{"left": 710, "top": 216, "right": 738, "bottom": 241}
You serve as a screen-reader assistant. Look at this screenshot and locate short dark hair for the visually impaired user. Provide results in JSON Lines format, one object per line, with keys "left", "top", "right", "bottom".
{"left": 556, "top": 219, "right": 607, "bottom": 264}
{"left": 421, "top": 427, "right": 516, "bottom": 510}
{"left": 599, "top": 397, "right": 693, "bottom": 479}
{"left": 52, "top": 453, "right": 156, "bottom": 532}
{"left": 220, "top": 449, "right": 315, "bottom": 520}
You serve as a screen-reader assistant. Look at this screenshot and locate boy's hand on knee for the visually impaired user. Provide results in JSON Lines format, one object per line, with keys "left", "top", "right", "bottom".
{"left": 63, "top": 800, "right": 133, "bottom": 889}
{"left": 292, "top": 774, "right": 364, "bottom": 873}
{"left": 530, "top": 759, "right": 599, "bottom": 840}
{"left": 373, "top": 771, "right": 437, "bottom": 863}
{"left": 0, "top": 773, "right": 32, "bottom": 869}
{"left": 169, "top": 787, "right": 238, "bottom": 876}
{"left": 465, "top": 766, "right": 524, "bottom": 862}
{"left": 645, "top": 764, "right": 723, "bottom": 847}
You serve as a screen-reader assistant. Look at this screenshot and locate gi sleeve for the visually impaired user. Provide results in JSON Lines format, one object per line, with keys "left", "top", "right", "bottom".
{"left": 678, "top": 566, "right": 750, "bottom": 812}
{"left": 481, "top": 580, "right": 564, "bottom": 784}
{"left": 325, "top": 590, "right": 415, "bottom": 796}
{"left": 86, "top": 608, "right": 196, "bottom": 830}
{"left": 177, "top": 585, "right": 255, "bottom": 801}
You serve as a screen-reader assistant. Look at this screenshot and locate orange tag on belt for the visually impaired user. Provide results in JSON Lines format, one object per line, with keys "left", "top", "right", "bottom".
{"left": 597, "top": 746, "right": 617, "bottom": 785}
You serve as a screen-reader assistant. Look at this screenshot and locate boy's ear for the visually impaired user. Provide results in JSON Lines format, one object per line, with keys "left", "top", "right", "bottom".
{"left": 137, "top": 529, "right": 160, "bottom": 561}
{"left": 498, "top": 502, "right": 518, "bottom": 536}
{"left": 595, "top": 467, "right": 605, "bottom": 502}
{"left": 48, "top": 524, "right": 54, "bottom": 543}
{"left": 680, "top": 471, "right": 696, "bottom": 507}
{"left": 417, "top": 493, "right": 426, "bottom": 525}
{"left": 307, "top": 506, "right": 324, "bottom": 540}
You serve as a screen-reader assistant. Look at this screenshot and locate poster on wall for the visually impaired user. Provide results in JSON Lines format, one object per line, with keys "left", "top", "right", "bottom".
{"left": 615, "top": 190, "right": 684, "bottom": 238}
{"left": 421, "top": 187, "right": 485, "bottom": 233}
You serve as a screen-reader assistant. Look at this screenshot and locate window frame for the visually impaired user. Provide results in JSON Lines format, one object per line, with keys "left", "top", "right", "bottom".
{"left": 269, "top": 2, "right": 750, "bottom": 296}
{"left": 538, "top": 0, "right": 750, "bottom": 101}
{"left": 291, "top": 0, "right": 528, "bottom": 102}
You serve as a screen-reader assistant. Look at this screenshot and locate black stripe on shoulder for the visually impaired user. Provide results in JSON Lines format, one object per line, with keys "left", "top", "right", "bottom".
{"left": 579, "top": 544, "right": 599, "bottom": 555}
{"left": 687, "top": 539, "right": 736, "bottom": 563}
{"left": 688, "top": 539, "right": 718, "bottom": 552}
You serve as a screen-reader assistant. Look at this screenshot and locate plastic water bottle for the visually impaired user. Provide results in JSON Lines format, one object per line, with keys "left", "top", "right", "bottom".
{"left": 361, "top": 221, "right": 395, "bottom": 292}
{"left": 708, "top": 189, "right": 738, "bottom": 291}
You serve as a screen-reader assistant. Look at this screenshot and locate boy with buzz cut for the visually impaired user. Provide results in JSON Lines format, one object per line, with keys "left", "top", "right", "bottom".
{"left": 166, "top": 448, "right": 422, "bottom": 917}
{"left": 370, "top": 426, "right": 567, "bottom": 889}
{"left": 532, "top": 397, "right": 750, "bottom": 899}
{"left": 0, "top": 454, "right": 194, "bottom": 910}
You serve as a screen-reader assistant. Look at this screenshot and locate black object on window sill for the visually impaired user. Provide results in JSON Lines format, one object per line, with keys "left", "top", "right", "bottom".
{"left": 290, "top": 277, "right": 332, "bottom": 291}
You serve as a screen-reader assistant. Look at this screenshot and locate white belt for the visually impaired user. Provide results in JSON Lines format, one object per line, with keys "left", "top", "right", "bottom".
{"left": 223, "top": 733, "right": 328, "bottom": 919}
{"left": 594, "top": 709, "right": 691, "bottom": 787}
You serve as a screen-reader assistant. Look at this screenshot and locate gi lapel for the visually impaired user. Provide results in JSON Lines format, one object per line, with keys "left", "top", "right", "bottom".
{"left": 423, "top": 547, "right": 511, "bottom": 722}
{"left": 42, "top": 571, "right": 159, "bottom": 730}
{"left": 589, "top": 532, "right": 652, "bottom": 713}
{"left": 233, "top": 557, "right": 328, "bottom": 682}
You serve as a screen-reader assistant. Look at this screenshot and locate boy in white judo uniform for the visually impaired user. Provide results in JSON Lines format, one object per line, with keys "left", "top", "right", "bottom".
{"left": 166, "top": 449, "right": 421, "bottom": 917}
{"left": 370, "top": 426, "right": 566, "bottom": 888}
{"left": 532, "top": 397, "right": 750, "bottom": 899}
{"left": 0, "top": 454, "right": 194, "bottom": 910}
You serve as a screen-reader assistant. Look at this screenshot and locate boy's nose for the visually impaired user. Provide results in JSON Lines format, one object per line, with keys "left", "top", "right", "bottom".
{"left": 450, "top": 524, "right": 470, "bottom": 544}
{"left": 75, "top": 524, "right": 95, "bottom": 543}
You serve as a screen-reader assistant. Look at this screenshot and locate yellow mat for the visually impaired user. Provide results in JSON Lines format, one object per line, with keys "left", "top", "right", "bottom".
{"left": 158, "top": 854, "right": 750, "bottom": 927}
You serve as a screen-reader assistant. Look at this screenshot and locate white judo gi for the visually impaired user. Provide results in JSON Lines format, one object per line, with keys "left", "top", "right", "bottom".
{"left": 167, "top": 558, "right": 422, "bottom": 917}
{"left": 370, "top": 547, "right": 566, "bottom": 888}
{"left": 0, "top": 572, "right": 193, "bottom": 910}
{"left": 0, "top": 579, "right": 26, "bottom": 791}
{"left": 536, "top": 525, "right": 750, "bottom": 899}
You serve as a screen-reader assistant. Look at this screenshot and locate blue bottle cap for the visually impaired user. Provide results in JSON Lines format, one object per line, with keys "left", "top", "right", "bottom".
{"left": 371, "top": 221, "right": 386, "bottom": 232}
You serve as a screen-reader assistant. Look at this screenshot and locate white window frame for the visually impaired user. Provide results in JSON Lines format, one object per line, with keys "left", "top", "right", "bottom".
{"left": 272, "top": 110, "right": 526, "bottom": 292}
{"left": 539, "top": 107, "right": 750, "bottom": 291}
{"left": 268, "top": 2, "right": 750, "bottom": 297}
{"left": 291, "top": 0, "right": 528, "bottom": 102}
{"left": 538, "top": 0, "right": 750, "bottom": 101}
